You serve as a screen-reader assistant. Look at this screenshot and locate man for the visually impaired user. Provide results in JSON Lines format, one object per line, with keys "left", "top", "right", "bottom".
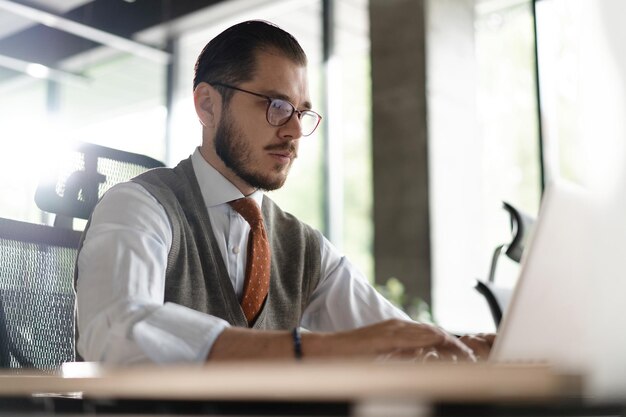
{"left": 75, "top": 20, "right": 492, "bottom": 364}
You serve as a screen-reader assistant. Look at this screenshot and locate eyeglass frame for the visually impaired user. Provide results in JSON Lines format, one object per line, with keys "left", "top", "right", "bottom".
{"left": 209, "top": 82, "right": 322, "bottom": 136}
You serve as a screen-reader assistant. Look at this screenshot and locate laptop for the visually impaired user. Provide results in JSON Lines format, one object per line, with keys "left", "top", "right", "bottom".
{"left": 488, "top": 179, "right": 626, "bottom": 399}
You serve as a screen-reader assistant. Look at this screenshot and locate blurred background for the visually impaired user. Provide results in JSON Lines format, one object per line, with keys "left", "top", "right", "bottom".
{"left": 0, "top": 0, "right": 623, "bottom": 334}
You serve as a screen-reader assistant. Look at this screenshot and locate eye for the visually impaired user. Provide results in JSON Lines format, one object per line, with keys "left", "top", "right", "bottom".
{"left": 271, "top": 99, "right": 293, "bottom": 113}
{"left": 268, "top": 99, "right": 294, "bottom": 125}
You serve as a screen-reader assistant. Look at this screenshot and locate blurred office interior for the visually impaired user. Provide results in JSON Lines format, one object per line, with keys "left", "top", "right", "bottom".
{"left": 0, "top": 0, "right": 623, "bottom": 334}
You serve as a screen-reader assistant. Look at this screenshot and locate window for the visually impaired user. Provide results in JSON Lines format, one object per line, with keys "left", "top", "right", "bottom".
{"left": 429, "top": 0, "right": 542, "bottom": 332}
{"left": 0, "top": 79, "right": 48, "bottom": 223}
{"left": 60, "top": 54, "right": 167, "bottom": 161}
{"left": 0, "top": 54, "right": 166, "bottom": 224}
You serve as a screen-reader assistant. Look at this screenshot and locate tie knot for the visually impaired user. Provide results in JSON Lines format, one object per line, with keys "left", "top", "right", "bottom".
{"left": 229, "top": 198, "right": 263, "bottom": 228}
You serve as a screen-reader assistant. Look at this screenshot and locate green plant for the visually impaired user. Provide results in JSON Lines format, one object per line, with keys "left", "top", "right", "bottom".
{"left": 375, "top": 277, "right": 435, "bottom": 324}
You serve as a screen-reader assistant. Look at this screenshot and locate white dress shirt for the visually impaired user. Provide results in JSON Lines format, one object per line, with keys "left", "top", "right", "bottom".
{"left": 76, "top": 149, "right": 410, "bottom": 365}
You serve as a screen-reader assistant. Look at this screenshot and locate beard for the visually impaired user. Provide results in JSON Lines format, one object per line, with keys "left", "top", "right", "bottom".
{"left": 214, "top": 110, "right": 297, "bottom": 192}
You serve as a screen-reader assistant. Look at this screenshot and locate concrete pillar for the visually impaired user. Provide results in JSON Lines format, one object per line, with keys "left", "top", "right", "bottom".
{"left": 370, "top": 0, "right": 431, "bottom": 305}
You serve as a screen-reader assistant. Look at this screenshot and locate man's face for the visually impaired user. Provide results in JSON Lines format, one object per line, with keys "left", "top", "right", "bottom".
{"left": 214, "top": 101, "right": 298, "bottom": 192}
{"left": 212, "top": 50, "right": 311, "bottom": 192}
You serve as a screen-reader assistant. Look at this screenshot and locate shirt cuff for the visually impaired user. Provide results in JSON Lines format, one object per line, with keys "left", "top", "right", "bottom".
{"left": 132, "top": 302, "right": 230, "bottom": 364}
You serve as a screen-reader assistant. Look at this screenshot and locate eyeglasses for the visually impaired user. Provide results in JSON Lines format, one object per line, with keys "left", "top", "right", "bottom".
{"left": 210, "top": 82, "right": 322, "bottom": 137}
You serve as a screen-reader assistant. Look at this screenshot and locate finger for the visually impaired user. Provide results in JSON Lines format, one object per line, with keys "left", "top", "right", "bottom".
{"left": 436, "top": 346, "right": 471, "bottom": 363}
{"left": 385, "top": 346, "right": 463, "bottom": 363}
{"left": 458, "top": 335, "right": 494, "bottom": 360}
{"left": 461, "top": 333, "right": 496, "bottom": 347}
{"left": 376, "top": 348, "right": 424, "bottom": 362}
{"left": 480, "top": 333, "right": 497, "bottom": 347}
{"left": 437, "top": 332, "right": 477, "bottom": 361}
{"left": 421, "top": 348, "right": 440, "bottom": 363}
{"left": 375, "top": 349, "right": 401, "bottom": 362}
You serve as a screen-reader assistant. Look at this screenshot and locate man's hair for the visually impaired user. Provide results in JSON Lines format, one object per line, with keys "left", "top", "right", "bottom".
{"left": 193, "top": 20, "right": 307, "bottom": 100}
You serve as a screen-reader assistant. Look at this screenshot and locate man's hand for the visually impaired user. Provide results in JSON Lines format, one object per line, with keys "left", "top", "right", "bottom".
{"left": 458, "top": 333, "right": 496, "bottom": 361}
{"left": 306, "top": 319, "right": 477, "bottom": 362}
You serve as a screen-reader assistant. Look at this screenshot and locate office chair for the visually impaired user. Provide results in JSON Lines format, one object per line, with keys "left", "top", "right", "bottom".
{"left": 0, "top": 217, "right": 81, "bottom": 369}
{"left": 35, "top": 142, "right": 165, "bottom": 229}
{"left": 475, "top": 202, "right": 535, "bottom": 328}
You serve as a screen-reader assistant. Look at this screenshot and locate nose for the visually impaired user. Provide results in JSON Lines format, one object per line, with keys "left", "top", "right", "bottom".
{"left": 277, "top": 112, "right": 303, "bottom": 140}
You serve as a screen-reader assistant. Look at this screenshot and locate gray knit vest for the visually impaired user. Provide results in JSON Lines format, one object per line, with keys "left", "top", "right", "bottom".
{"left": 130, "top": 157, "right": 321, "bottom": 329}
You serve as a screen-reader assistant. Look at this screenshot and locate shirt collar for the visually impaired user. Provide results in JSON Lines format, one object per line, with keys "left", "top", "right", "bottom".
{"left": 191, "top": 148, "right": 264, "bottom": 209}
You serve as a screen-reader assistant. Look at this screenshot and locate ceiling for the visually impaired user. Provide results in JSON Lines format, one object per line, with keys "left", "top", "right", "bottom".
{"left": 0, "top": 0, "right": 221, "bottom": 82}
{"left": 0, "top": 0, "right": 370, "bottom": 89}
{"left": 0, "top": 0, "right": 522, "bottom": 85}
{"left": 0, "top": 0, "right": 88, "bottom": 39}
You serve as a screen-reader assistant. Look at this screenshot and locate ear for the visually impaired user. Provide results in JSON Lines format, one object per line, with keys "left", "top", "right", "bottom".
{"left": 193, "top": 82, "right": 220, "bottom": 128}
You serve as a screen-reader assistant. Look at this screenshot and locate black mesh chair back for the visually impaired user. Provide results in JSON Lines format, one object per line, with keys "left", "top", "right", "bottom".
{"left": 0, "top": 217, "right": 81, "bottom": 369}
{"left": 35, "top": 142, "right": 165, "bottom": 228}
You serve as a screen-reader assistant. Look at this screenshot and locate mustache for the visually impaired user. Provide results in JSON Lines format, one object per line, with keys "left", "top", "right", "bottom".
{"left": 264, "top": 143, "right": 298, "bottom": 157}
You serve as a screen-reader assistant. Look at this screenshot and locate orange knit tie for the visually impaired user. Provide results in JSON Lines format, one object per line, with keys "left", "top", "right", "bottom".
{"left": 229, "top": 198, "right": 271, "bottom": 325}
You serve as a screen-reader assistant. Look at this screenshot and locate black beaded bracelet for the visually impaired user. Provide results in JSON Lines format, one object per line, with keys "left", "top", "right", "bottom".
{"left": 292, "top": 327, "right": 302, "bottom": 360}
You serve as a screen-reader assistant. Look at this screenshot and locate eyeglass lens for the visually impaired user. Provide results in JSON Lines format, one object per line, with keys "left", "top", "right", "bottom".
{"left": 267, "top": 99, "right": 320, "bottom": 136}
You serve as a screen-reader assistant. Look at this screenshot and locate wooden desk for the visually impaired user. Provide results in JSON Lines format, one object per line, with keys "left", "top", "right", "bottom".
{"left": 0, "top": 362, "right": 585, "bottom": 416}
